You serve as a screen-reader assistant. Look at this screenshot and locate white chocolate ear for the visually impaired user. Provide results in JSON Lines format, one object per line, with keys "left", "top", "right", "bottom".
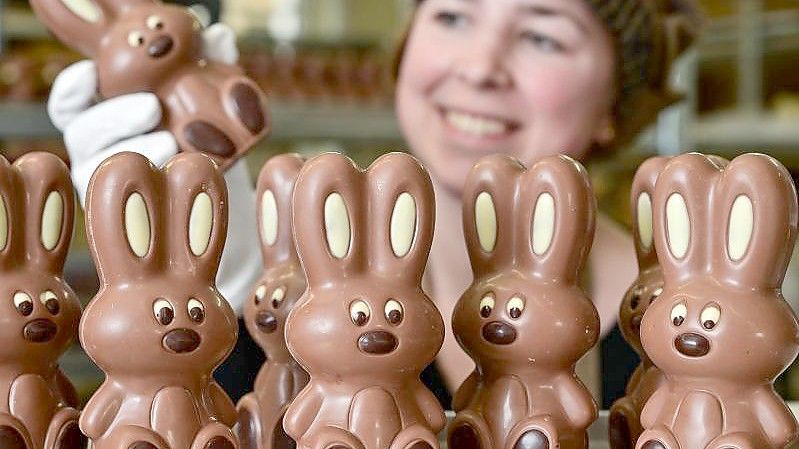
{"left": 727, "top": 194, "right": 754, "bottom": 261}
{"left": 666, "top": 193, "right": 690, "bottom": 259}
{"left": 261, "top": 189, "right": 278, "bottom": 247}
{"left": 41, "top": 191, "right": 63, "bottom": 251}
{"left": 61, "top": 0, "right": 101, "bottom": 22}
{"left": 0, "top": 196, "right": 7, "bottom": 252}
{"left": 125, "top": 192, "right": 151, "bottom": 257}
{"left": 637, "top": 192, "right": 653, "bottom": 250}
{"left": 189, "top": 192, "right": 213, "bottom": 256}
{"left": 531, "top": 192, "right": 555, "bottom": 256}
{"left": 390, "top": 192, "right": 416, "bottom": 257}
{"left": 475, "top": 191, "right": 497, "bottom": 252}
{"left": 324, "top": 192, "right": 351, "bottom": 259}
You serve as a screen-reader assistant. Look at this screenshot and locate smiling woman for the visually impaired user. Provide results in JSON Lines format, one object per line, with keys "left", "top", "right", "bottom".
{"left": 394, "top": 0, "right": 701, "bottom": 403}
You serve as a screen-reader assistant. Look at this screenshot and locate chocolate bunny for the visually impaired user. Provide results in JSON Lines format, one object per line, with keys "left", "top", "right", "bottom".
{"left": 237, "top": 154, "right": 309, "bottom": 449}
{"left": 81, "top": 152, "right": 239, "bottom": 449}
{"left": 284, "top": 152, "right": 446, "bottom": 449}
{"left": 637, "top": 153, "right": 799, "bottom": 449}
{"left": 448, "top": 154, "right": 599, "bottom": 449}
{"left": 29, "top": 0, "right": 268, "bottom": 169}
{"left": 609, "top": 157, "right": 669, "bottom": 449}
{"left": 0, "top": 152, "right": 84, "bottom": 449}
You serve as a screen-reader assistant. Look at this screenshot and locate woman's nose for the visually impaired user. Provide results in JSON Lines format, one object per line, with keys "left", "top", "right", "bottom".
{"left": 454, "top": 38, "right": 512, "bottom": 89}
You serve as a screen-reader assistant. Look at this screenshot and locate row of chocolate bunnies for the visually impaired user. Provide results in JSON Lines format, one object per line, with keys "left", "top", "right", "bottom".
{"left": 0, "top": 149, "right": 797, "bottom": 449}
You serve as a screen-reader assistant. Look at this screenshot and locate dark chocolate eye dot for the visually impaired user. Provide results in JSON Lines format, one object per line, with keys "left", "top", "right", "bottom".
{"left": 40, "top": 291, "right": 60, "bottom": 315}
{"left": 187, "top": 299, "right": 205, "bottom": 323}
{"left": 673, "top": 316, "right": 684, "bottom": 326}
{"left": 349, "top": 300, "right": 370, "bottom": 327}
{"left": 384, "top": 299, "right": 403, "bottom": 325}
{"left": 700, "top": 303, "right": 720, "bottom": 330}
{"left": 479, "top": 294, "right": 495, "bottom": 318}
{"left": 13, "top": 292, "right": 33, "bottom": 316}
{"left": 153, "top": 299, "right": 174, "bottom": 325}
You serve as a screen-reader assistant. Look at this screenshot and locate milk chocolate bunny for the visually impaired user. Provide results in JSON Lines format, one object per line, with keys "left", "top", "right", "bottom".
{"left": 448, "top": 154, "right": 599, "bottom": 449}
{"left": 81, "top": 152, "right": 239, "bottom": 449}
{"left": 284, "top": 152, "right": 446, "bottom": 449}
{"left": 609, "top": 157, "right": 669, "bottom": 449}
{"left": 30, "top": 0, "right": 268, "bottom": 169}
{"left": 237, "top": 154, "right": 309, "bottom": 449}
{"left": 0, "top": 152, "right": 84, "bottom": 449}
{"left": 637, "top": 153, "right": 799, "bottom": 449}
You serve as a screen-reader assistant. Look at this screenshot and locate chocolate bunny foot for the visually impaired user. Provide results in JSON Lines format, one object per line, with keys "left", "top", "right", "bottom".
{"left": 449, "top": 412, "right": 492, "bottom": 449}
{"left": 191, "top": 421, "right": 237, "bottom": 449}
{"left": 506, "top": 418, "right": 558, "bottom": 449}
{"left": 608, "top": 399, "right": 639, "bottom": 449}
{"left": 637, "top": 427, "right": 679, "bottom": 449}
{"left": 46, "top": 408, "right": 84, "bottom": 449}
{"left": 0, "top": 416, "right": 30, "bottom": 449}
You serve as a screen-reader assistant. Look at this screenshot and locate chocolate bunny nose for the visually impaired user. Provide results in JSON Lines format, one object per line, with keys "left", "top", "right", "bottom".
{"left": 256, "top": 311, "right": 278, "bottom": 334}
{"left": 163, "top": 328, "right": 201, "bottom": 353}
{"left": 357, "top": 331, "right": 397, "bottom": 355}
{"left": 23, "top": 319, "right": 57, "bottom": 343}
{"left": 674, "top": 332, "right": 710, "bottom": 357}
{"left": 482, "top": 321, "right": 517, "bottom": 345}
{"left": 148, "top": 35, "right": 174, "bottom": 58}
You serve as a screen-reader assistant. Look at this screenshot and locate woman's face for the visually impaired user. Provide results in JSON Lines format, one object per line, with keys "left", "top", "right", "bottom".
{"left": 396, "top": 0, "right": 617, "bottom": 193}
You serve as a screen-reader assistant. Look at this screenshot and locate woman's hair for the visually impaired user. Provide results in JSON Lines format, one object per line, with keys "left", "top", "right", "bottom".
{"left": 394, "top": 0, "right": 703, "bottom": 153}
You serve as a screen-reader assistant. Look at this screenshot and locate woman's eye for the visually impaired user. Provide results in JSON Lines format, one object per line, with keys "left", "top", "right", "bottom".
{"left": 434, "top": 11, "right": 468, "bottom": 28}
{"left": 521, "top": 32, "right": 564, "bottom": 53}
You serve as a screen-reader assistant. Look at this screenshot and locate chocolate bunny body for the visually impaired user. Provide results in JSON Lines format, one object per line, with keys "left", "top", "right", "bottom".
{"left": 0, "top": 152, "right": 83, "bottom": 449}
{"left": 284, "top": 152, "right": 446, "bottom": 449}
{"left": 637, "top": 153, "right": 799, "bottom": 449}
{"left": 238, "top": 154, "right": 309, "bottom": 449}
{"left": 609, "top": 157, "right": 669, "bottom": 449}
{"left": 447, "top": 155, "right": 599, "bottom": 449}
{"left": 30, "top": 0, "right": 268, "bottom": 169}
{"left": 81, "top": 152, "right": 239, "bottom": 449}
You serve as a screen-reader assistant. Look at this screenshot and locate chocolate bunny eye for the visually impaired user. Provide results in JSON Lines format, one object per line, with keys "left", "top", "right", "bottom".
{"left": 127, "top": 31, "right": 145, "bottom": 48}
{"left": 700, "top": 303, "right": 721, "bottom": 330}
{"left": 271, "top": 287, "right": 286, "bottom": 308}
{"left": 13, "top": 292, "right": 33, "bottom": 316}
{"left": 670, "top": 303, "right": 687, "bottom": 327}
{"left": 506, "top": 296, "right": 525, "bottom": 319}
{"left": 384, "top": 300, "right": 404, "bottom": 325}
{"left": 153, "top": 299, "right": 174, "bottom": 326}
{"left": 629, "top": 286, "right": 644, "bottom": 310}
{"left": 479, "top": 294, "right": 495, "bottom": 318}
{"left": 40, "top": 290, "right": 60, "bottom": 315}
{"left": 188, "top": 299, "right": 205, "bottom": 323}
{"left": 254, "top": 285, "right": 266, "bottom": 305}
{"left": 350, "top": 300, "right": 371, "bottom": 327}
{"left": 146, "top": 15, "right": 164, "bottom": 30}
{"left": 650, "top": 286, "right": 664, "bottom": 304}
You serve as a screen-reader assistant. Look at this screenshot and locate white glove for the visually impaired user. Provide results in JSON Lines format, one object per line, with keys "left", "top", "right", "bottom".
{"left": 48, "top": 23, "right": 262, "bottom": 315}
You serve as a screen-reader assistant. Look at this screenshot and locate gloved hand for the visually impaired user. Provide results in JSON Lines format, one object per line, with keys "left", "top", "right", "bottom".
{"left": 48, "top": 23, "right": 262, "bottom": 315}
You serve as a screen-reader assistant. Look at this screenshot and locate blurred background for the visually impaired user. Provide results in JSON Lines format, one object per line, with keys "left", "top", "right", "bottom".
{"left": 1, "top": 0, "right": 799, "bottom": 408}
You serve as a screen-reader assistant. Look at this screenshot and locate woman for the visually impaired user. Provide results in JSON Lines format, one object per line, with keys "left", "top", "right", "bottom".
{"left": 394, "top": 0, "right": 700, "bottom": 401}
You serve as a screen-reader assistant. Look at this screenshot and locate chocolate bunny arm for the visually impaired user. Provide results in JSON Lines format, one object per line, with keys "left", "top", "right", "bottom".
{"left": 555, "top": 374, "right": 597, "bottom": 430}
{"left": 80, "top": 384, "right": 123, "bottom": 440}
{"left": 750, "top": 386, "right": 798, "bottom": 448}
{"left": 412, "top": 382, "right": 446, "bottom": 433}
{"left": 283, "top": 386, "right": 323, "bottom": 442}
{"left": 210, "top": 382, "right": 237, "bottom": 427}
{"left": 452, "top": 370, "right": 480, "bottom": 413}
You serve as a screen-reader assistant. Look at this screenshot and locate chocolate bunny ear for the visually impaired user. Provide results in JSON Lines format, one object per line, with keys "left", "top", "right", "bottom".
{"left": 712, "top": 154, "right": 798, "bottom": 290}
{"left": 163, "top": 153, "right": 228, "bottom": 282}
{"left": 366, "top": 152, "right": 435, "bottom": 284}
{"left": 0, "top": 155, "right": 24, "bottom": 271}
{"left": 462, "top": 155, "right": 526, "bottom": 276}
{"left": 631, "top": 157, "right": 670, "bottom": 269}
{"left": 293, "top": 153, "right": 364, "bottom": 287}
{"left": 516, "top": 155, "right": 596, "bottom": 283}
{"left": 86, "top": 152, "right": 164, "bottom": 284}
{"left": 651, "top": 153, "right": 727, "bottom": 284}
{"left": 29, "top": 0, "right": 129, "bottom": 57}
{"left": 256, "top": 154, "right": 305, "bottom": 268}
{"left": 13, "top": 153, "right": 75, "bottom": 274}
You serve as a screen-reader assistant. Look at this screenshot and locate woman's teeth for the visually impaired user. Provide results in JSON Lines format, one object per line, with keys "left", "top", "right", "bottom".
{"left": 445, "top": 110, "right": 510, "bottom": 137}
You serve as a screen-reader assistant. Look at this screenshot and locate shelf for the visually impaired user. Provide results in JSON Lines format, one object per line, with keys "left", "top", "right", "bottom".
{"left": 0, "top": 101, "right": 402, "bottom": 141}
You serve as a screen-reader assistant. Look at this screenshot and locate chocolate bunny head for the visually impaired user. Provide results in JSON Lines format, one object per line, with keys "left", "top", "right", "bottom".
{"left": 618, "top": 157, "right": 669, "bottom": 356}
{"left": 0, "top": 152, "right": 80, "bottom": 368}
{"left": 244, "top": 154, "right": 307, "bottom": 358}
{"left": 286, "top": 152, "right": 443, "bottom": 379}
{"left": 642, "top": 153, "right": 799, "bottom": 382}
{"left": 81, "top": 152, "right": 237, "bottom": 377}
{"left": 30, "top": 0, "right": 203, "bottom": 96}
{"left": 452, "top": 154, "right": 599, "bottom": 370}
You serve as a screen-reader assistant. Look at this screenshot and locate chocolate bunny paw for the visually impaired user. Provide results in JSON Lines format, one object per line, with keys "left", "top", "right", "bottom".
{"left": 448, "top": 412, "right": 492, "bottom": 449}
{"left": 637, "top": 428, "right": 679, "bottom": 449}
{"left": 506, "top": 418, "right": 558, "bottom": 449}
{"left": 236, "top": 396, "right": 262, "bottom": 449}
{"left": 705, "top": 432, "right": 758, "bottom": 449}
{"left": 0, "top": 415, "right": 31, "bottom": 449}
{"left": 608, "top": 400, "right": 640, "bottom": 449}
{"left": 191, "top": 422, "right": 238, "bottom": 449}
{"left": 45, "top": 408, "right": 84, "bottom": 449}
{"left": 106, "top": 425, "right": 170, "bottom": 449}
{"left": 388, "top": 424, "right": 438, "bottom": 449}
